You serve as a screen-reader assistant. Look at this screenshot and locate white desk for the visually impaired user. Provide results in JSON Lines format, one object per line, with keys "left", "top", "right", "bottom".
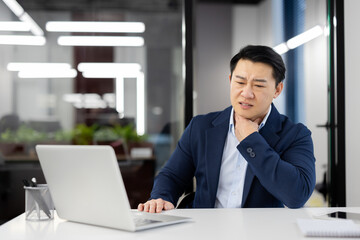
{"left": 1, "top": 208, "right": 359, "bottom": 240}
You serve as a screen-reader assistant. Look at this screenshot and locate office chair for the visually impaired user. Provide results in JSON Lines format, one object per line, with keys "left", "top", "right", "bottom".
{"left": 0, "top": 114, "right": 20, "bottom": 133}
{"left": 177, "top": 192, "right": 195, "bottom": 209}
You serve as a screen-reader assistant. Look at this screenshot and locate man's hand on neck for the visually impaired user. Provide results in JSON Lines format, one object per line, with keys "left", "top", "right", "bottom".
{"left": 234, "top": 113, "right": 262, "bottom": 142}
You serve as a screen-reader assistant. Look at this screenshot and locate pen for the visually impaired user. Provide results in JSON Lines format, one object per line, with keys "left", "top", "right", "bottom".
{"left": 22, "top": 179, "right": 30, "bottom": 187}
{"left": 23, "top": 179, "right": 36, "bottom": 218}
{"left": 23, "top": 178, "right": 52, "bottom": 219}
{"left": 31, "top": 178, "right": 37, "bottom": 187}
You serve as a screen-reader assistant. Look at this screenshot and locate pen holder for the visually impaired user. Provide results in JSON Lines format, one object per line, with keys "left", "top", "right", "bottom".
{"left": 24, "top": 184, "right": 54, "bottom": 221}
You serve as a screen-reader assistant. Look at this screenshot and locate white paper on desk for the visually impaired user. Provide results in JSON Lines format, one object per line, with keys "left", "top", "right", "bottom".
{"left": 297, "top": 218, "right": 360, "bottom": 237}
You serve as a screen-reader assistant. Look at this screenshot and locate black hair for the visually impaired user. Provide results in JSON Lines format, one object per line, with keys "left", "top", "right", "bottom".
{"left": 230, "top": 45, "right": 286, "bottom": 85}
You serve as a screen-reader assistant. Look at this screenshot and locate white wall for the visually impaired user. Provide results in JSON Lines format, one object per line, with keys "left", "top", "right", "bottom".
{"left": 345, "top": 0, "right": 360, "bottom": 206}
{"left": 194, "top": 3, "right": 232, "bottom": 115}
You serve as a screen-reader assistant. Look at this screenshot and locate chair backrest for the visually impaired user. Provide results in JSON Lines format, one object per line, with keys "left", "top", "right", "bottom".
{"left": 176, "top": 192, "right": 195, "bottom": 209}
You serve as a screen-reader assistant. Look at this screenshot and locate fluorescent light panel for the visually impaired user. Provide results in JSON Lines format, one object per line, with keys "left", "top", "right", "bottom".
{"left": 2, "top": 0, "right": 44, "bottom": 36}
{"left": 78, "top": 62, "right": 141, "bottom": 78}
{"left": 273, "top": 25, "right": 324, "bottom": 55}
{"left": 63, "top": 93, "right": 108, "bottom": 109}
{"left": 287, "top": 25, "right": 323, "bottom": 49}
{"left": 116, "top": 77, "right": 124, "bottom": 114}
{"left": 58, "top": 36, "right": 144, "bottom": 47}
{"left": 18, "top": 69, "right": 77, "bottom": 78}
{"left": 0, "top": 35, "right": 45, "bottom": 45}
{"left": 136, "top": 72, "right": 145, "bottom": 135}
{"left": 82, "top": 71, "right": 142, "bottom": 78}
{"left": 2, "top": 0, "right": 24, "bottom": 17}
{"left": 273, "top": 43, "right": 289, "bottom": 55}
{"left": 78, "top": 63, "right": 141, "bottom": 72}
{"left": 19, "top": 12, "right": 44, "bottom": 36}
{"left": 0, "top": 21, "right": 30, "bottom": 31}
{"left": 7, "top": 62, "right": 76, "bottom": 78}
{"left": 7, "top": 62, "right": 72, "bottom": 71}
{"left": 114, "top": 72, "right": 145, "bottom": 135}
{"left": 46, "top": 21, "right": 145, "bottom": 33}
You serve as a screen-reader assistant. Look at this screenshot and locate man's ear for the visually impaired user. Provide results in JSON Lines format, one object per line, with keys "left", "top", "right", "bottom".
{"left": 274, "top": 82, "right": 284, "bottom": 99}
{"left": 229, "top": 74, "right": 232, "bottom": 83}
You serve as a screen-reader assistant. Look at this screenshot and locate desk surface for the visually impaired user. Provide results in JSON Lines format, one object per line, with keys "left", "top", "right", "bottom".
{"left": 1, "top": 207, "right": 359, "bottom": 240}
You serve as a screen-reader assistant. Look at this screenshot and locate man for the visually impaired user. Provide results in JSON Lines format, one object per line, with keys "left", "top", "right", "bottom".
{"left": 138, "top": 45, "right": 316, "bottom": 213}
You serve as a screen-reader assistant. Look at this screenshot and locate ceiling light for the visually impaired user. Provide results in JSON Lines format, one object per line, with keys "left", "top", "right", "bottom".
{"left": 116, "top": 77, "right": 124, "bottom": 114}
{"left": 63, "top": 93, "right": 82, "bottom": 103}
{"left": 17, "top": 69, "right": 77, "bottom": 78}
{"left": 7, "top": 62, "right": 72, "bottom": 71}
{"left": 78, "top": 62, "right": 141, "bottom": 72}
{"left": 7, "top": 62, "right": 76, "bottom": 78}
{"left": 78, "top": 62, "right": 141, "bottom": 78}
{"left": 82, "top": 71, "right": 139, "bottom": 78}
{"left": 287, "top": 25, "right": 323, "bottom": 50}
{"left": 0, "top": 21, "right": 30, "bottom": 31}
{"left": 103, "top": 93, "right": 116, "bottom": 108}
{"left": 136, "top": 72, "right": 145, "bottom": 135}
{"left": 273, "top": 25, "right": 325, "bottom": 55}
{"left": 2, "top": 0, "right": 44, "bottom": 36}
{"left": 19, "top": 12, "right": 44, "bottom": 36}
{"left": 2, "top": 0, "right": 24, "bottom": 17}
{"left": 0, "top": 35, "right": 46, "bottom": 45}
{"left": 57, "top": 36, "right": 144, "bottom": 47}
{"left": 63, "top": 93, "right": 107, "bottom": 109}
{"left": 46, "top": 21, "right": 145, "bottom": 33}
{"left": 273, "top": 43, "right": 289, "bottom": 55}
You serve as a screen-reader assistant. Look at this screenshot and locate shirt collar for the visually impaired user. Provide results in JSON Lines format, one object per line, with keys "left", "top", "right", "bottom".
{"left": 259, "top": 104, "right": 272, "bottom": 130}
{"left": 229, "top": 104, "right": 272, "bottom": 135}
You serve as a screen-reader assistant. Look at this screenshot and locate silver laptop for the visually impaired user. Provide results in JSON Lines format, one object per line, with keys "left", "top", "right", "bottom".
{"left": 36, "top": 145, "right": 191, "bottom": 231}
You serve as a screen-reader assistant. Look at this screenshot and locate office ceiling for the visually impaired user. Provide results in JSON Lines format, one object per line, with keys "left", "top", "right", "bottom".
{"left": 17, "top": 0, "right": 263, "bottom": 12}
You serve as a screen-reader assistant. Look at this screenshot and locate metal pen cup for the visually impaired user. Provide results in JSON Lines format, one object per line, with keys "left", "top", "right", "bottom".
{"left": 24, "top": 184, "right": 54, "bottom": 221}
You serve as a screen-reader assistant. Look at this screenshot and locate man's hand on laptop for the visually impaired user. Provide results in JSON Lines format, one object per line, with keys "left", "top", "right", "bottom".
{"left": 137, "top": 198, "right": 174, "bottom": 213}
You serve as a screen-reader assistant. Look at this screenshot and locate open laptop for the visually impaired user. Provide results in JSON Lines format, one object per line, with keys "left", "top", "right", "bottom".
{"left": 36, "top": 145, "right": 191, "bottom": 231}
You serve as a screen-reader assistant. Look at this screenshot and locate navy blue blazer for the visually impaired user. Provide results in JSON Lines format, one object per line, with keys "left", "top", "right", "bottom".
{"left": 150, "top": 104, "right": 316, "bottom": 208}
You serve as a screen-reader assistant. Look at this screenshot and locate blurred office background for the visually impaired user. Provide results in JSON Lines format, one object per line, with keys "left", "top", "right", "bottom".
{"left": 0, "top": 0, "right": 358, "bottom": 224}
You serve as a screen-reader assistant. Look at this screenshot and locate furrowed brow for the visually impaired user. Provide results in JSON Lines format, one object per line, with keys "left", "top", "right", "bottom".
{"left": 254, "top": 79, "right": 267, "bottom": 83}
{"left": 235, "top": 75, "right": 246, "bottom": 80}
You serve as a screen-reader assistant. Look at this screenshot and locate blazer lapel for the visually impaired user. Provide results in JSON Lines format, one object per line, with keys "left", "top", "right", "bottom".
{"left": 241, "top": 104, "right": 282, "bottom": 207}
{"left": 205, "top": 107, "right": 231, "bottom": 207}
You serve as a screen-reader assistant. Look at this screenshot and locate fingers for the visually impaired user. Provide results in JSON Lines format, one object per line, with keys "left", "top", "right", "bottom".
{"left": 137, "top": 203, "right": 144, "bottom": 211}
{"left": 137, "top": 199, "right": 173, "bottom": 213}
{"left": 253, "top": 117, "right": 262, "bottom": 125}
{"left": 164, "top": 201, "right": 175, "bottom": 210}
{"left": 234, "top": 113, "right": 260, "bottom": 142}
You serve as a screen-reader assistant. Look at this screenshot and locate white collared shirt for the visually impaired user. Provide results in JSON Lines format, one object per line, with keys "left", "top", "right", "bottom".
{"left": 214, "top": 105, "right": 272, "bottom": 208}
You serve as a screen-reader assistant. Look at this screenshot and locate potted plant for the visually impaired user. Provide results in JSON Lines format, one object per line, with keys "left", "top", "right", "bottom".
{"left": 112, "top": 124, "right": 151, "bottom": 158}
{"left": 0, "top": 125, "right": 47, "bottom": 156}
{"left": 0, "top": 128, "right": 22, "bottom": 156}
{"left": 72, "top": 124, "right": 97, "bottom": 145}
{"left": 93, "top": 126, "right": 119, "bottom": 145}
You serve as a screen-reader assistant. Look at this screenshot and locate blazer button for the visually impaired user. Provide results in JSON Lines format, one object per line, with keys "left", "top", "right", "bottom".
{"left": 250, "top": 152, "right": 256, "bottom": 158}
{"left": 247, "top": 147, "right": 253, "bottom": 153}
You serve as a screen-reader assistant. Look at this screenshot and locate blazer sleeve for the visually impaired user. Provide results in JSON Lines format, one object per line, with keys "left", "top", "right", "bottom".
{"left": 150, "top": 118, "right": 196, "bottom": 206}
{"left": 237, "top": 124, "right": 316, "bottom": 208}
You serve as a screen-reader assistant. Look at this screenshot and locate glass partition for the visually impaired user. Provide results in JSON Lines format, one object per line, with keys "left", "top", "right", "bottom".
{"left": 0, "top": 0, "right": 184, "bottom": 171}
